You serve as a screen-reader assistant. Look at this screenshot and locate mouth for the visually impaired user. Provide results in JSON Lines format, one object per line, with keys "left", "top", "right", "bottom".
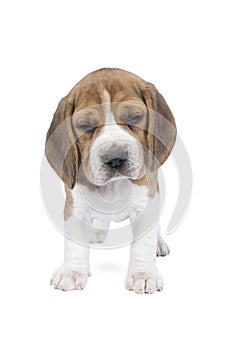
{"left": 93, "top": 159, "right": 143, "bottom": 186}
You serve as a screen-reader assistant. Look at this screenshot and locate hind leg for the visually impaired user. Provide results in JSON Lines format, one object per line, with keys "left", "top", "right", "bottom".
{"left": 90, "top": 219, "right": 110, "bottom": 243}
{"left": 156, "top": 235, "right": 170, "bottom": 257}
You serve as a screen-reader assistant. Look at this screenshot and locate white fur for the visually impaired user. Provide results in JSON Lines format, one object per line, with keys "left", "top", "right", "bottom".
{"left": 125, "top": 192, "right": 163, "bottom": 293}
{"left": 90, "top": 124, "right": 142, "bottom": 180}
{"left": 50, "top": 216, "right": 90, "bottom": 290}
{"left": 51, "top": 179, "right": 168, "bottom": 293}
{"left": 102, "top": 89, "right": 115, "bottom": 123}
{"left": 71, "top": 179, "right": 148, "bottom": 224}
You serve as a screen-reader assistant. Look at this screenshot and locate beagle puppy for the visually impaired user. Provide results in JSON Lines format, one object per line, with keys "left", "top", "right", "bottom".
{"left": 45, "top": 68, "right": 176, "bottom": 294}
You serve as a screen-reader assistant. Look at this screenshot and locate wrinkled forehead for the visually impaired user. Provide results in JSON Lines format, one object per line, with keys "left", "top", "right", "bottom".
{"left": 73, "top": 73, "right": 146, "bottom": 118}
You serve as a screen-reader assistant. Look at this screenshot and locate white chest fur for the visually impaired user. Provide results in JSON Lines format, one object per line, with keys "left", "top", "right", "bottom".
{"left": 71, "top": 179, "right": 148, "bottom": 224}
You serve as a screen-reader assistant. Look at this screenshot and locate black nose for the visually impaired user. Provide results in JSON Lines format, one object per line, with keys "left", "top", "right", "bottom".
{"left": 105, "top": 157, "right": 126, "bottom": 169}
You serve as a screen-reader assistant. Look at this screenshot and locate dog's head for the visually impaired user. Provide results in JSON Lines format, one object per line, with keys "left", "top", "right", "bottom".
{"left": 45, "top": 68, "right": 176, "bottom": 188}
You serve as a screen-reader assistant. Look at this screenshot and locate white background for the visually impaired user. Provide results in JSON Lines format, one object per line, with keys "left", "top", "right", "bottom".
{"left": 1, "top": 0, "right": 232, "bottom": 349}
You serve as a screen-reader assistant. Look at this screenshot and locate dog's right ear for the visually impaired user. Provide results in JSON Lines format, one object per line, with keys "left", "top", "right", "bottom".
{"left": 45, "top": 95, "right": 79, "bottom": 189}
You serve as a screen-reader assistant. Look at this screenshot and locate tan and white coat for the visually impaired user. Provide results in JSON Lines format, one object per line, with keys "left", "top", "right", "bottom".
{"left": 45, "top": 68, "right": 176, "bottom": 294}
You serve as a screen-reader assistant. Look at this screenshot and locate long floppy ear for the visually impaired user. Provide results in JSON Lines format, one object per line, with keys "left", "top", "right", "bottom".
{"left": 142, "top": 83, "right": 177, "bottom": 170}
{"left": 45, "top": 95, "right": 79, "bottom": 189}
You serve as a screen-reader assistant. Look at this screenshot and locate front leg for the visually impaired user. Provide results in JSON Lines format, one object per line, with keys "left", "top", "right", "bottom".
{"left": 50, "top": 215, "right": 90, "bottom": 291}
{"left": 126, "top": 193, "right": 163, "bottom": 294}
{"left": 125, "top": 226, "right": 163, "bottom": 294}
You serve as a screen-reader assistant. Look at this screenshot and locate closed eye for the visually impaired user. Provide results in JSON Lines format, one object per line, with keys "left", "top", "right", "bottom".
{"left": 126, "top": 115, "right": 143, "bottom": 126}
{"left": 78, "top": 123, "right": 97, "bottom": 134}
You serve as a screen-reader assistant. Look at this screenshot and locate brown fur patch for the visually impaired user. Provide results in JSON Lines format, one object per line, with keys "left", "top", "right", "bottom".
{"left": 64, "top": 185, "right": 74, "bottom": 220}
{"left": 130, "top": 170, "right": 158, "bottom": 198}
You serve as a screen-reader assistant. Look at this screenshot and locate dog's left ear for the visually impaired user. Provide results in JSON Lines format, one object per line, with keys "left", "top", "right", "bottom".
{"left": 141, "top": 83, "right": 177, "bottom": 170}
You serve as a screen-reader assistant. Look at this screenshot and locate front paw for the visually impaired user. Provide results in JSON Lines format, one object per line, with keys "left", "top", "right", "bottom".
{"left": 50, "top": 265, "right": 88, "bottom": 291}
{"left": 125, "top": 271, "right": 163, "bottom": 294}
